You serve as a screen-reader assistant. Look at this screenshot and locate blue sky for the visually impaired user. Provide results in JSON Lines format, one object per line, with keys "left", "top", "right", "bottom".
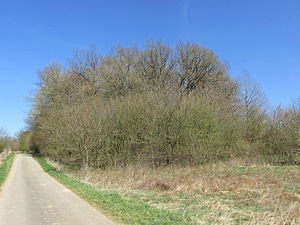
{"left": 0, "top": 0, "right": 299, "bottom": 135}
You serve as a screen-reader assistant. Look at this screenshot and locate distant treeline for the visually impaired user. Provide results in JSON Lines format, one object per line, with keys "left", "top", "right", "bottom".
{"left": 0, "top": 128, "right": 16, "bottom": 152}
{"left": 21, "top": 41, "right": 300, "bottom": 167}
{"left": 0, "top": 129, "right": 8, "bottom": 152}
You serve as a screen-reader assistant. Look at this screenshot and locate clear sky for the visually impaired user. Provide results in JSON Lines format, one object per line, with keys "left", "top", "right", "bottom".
{"left": 0, "top": 0, "right": 299, "bottom": 136}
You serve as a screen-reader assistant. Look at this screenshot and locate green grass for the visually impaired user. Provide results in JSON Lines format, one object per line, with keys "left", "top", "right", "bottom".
{"left": 35, "top": 156, "right": 193, "bottom": 225}
{"left": 0, "top": 153, "right": 15, "bottom": 187}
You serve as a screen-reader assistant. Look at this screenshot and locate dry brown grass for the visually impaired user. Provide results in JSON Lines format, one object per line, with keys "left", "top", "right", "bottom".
{"left": 47, "top": 158, "right": 300, "bottom": 224}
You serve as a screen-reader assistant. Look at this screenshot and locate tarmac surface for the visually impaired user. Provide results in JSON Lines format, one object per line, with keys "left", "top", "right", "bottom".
{"left": 0, "top": 154, "right": 115, "bottom": 225}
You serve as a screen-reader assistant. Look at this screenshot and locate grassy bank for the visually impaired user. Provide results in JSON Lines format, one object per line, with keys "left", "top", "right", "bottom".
{"left": 0, "top": 153, "right": 15, "bottom": 188}
{"left": 36, "top": 157, "right": 300, "bottom": 225}
{"left": 35, "top": 156, "right": 193, "bottom": 225}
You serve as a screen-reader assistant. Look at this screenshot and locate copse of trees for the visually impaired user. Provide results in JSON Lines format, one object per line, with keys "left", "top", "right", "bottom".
{"left": 25, "top": 41, "right": 300, "bottom": 168}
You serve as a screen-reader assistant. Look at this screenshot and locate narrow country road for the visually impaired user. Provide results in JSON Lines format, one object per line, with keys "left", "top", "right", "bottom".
{"left": 0, "top": 154, "right": 115, "bottom": 225}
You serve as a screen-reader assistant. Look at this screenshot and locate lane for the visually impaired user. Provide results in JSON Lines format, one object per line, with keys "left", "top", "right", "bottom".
{"left": 0, "top": 154, "right": 115, "bottom": 225}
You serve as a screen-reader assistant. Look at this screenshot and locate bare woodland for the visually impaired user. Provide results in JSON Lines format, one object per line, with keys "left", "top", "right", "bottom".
{"left": 20, "top": 41, "right": 300, "bottom": 168}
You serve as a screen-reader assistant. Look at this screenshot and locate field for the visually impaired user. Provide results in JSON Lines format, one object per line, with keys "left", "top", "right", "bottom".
{"left": 45, "top": 158, "right": 300, "bottom": 225}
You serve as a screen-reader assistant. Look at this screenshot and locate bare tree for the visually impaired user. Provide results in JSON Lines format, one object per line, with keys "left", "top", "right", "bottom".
{"left": 99, "top": 46, "right": 141, "bottom": 98}
{"left": 68, "top": 46, "right": 101, "bottom": 84}
{"left": 176, "top": 42, "right": 227, "bottom": 93}
{"left": 136, "top": 40, "right": 177, "bottom": 91}
{"left": 0, "top": 128, "right": 8, "bottom": 138}
{"left": 237, "top": 71, "right": 267, "bottom": 143}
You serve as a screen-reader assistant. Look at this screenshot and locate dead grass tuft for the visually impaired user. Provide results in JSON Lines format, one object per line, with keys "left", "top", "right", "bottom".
{"left": 252, "top": 202, "right": 300, "bottom": 225}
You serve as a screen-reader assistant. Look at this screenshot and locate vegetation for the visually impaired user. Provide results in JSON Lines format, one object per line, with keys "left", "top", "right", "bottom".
{"left": 35, "top": 156, "right": 192, "bottom": 225}
{"left": 24, "top": 40, "right": 299, "bottom": 168}
{"left": 18, "top": 130, "right": 35, "bottom": 153}
{"left": 0, "top": 128, "right": 8, "bottom": 152}
{"left": 0, "top": 128, "right": 18, "bottom": 153}
{"left": 41, "top": 157, "right": 300, "bottom": 225}
{"left": 20, "top": 40, "right": 299, "bottom": 224}
{"left": 0, "top": 153, "right": 15, "bottom": 188}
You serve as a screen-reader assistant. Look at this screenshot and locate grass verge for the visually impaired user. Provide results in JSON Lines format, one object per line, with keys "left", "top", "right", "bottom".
{"left": 0, "top": 153, "right": 15, "bottom": 188}
{"left": 35, "top": 156, "right": 193, "bottom": 225}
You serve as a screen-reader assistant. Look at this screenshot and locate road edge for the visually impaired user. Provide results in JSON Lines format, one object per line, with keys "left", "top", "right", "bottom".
{"left": 33, "top": 156, "right": 119, "bottom": 225}
{"left": 34, "top": 156, "right": 191, "bottom": 225}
